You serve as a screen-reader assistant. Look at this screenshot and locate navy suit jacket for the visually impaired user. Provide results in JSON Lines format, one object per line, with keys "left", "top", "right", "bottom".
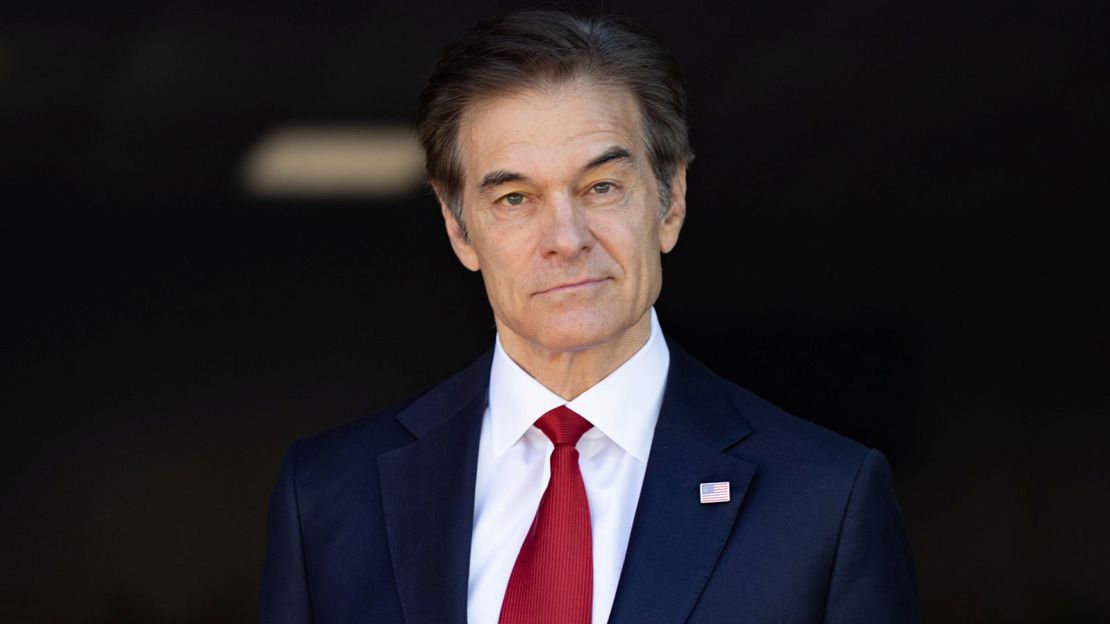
{"left": 259, "top": 342, "right": 920, "bottom": 623}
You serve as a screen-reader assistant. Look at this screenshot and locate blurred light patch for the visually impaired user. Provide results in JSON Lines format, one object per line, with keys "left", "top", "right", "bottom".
{"left": 241, "top": 125, "right": 425, "bottom": 198}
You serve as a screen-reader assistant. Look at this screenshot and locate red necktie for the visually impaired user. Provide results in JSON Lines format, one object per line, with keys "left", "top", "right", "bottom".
{"left": 499, "top": 405, "right": 594, "bottom": 624}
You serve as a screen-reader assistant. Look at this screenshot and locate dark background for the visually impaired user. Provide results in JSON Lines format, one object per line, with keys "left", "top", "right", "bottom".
{"left": 2, "top": 1, "right": 1107, "bottom": 622}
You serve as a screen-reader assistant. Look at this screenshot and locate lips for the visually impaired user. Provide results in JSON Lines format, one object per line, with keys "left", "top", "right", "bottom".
{"left": 536, "top": 277, "right": 608, "bottom": 295}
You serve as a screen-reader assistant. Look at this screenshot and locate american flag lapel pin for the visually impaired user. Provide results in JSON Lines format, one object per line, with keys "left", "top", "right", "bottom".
{"left": 700, "top": 481, "right": 731, "bottom": 504}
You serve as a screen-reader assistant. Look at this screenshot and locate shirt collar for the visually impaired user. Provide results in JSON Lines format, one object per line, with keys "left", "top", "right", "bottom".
{"left": 488, "top": 308, "right": 669, "bottom": 463}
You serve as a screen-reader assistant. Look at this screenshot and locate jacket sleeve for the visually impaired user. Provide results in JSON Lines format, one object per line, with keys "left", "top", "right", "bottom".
{"left": 824, "top": 449, "right": 921, "bottom": 623}
{"left": 258, "top": 441, "right": 313, "bottom": 624}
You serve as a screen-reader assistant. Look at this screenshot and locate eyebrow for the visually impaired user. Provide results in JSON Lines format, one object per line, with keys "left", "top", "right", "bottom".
{"left": 583, "top": 146, "right": 634, "bottom": 171}
{"left": 476, "top": 146, "right": 635, "bottom": 192}
{"left": 479, "top": 170, "right": 528, "bottom": 189}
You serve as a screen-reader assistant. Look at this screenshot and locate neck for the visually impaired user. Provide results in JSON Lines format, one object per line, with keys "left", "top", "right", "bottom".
{"left": 497, "top": 311, "right": 653, "bottom": 401}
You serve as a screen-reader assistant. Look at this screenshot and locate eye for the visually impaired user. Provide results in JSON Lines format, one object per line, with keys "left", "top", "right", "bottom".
{"left": 592, "top": 182, "right": 614, "bottom": 194}
{"left": 502, "top": 192, "right": 525, "bottom": 206}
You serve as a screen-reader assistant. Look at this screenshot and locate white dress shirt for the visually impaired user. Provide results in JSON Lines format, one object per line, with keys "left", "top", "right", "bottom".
{"left": 467, "top": 308, "right": 670, "bottom": 624}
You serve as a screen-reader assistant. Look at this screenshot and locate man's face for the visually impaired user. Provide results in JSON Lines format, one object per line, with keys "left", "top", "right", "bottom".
{"left": 441, "top": 79, "right": 686, "bottom": 358}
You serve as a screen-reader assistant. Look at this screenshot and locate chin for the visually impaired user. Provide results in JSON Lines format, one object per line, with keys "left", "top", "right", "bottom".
{"left": 534, "top": 333, "right": 610, "bottom": 354}
{"left": 527, "top": 316, "right": 624, "bottom": 354}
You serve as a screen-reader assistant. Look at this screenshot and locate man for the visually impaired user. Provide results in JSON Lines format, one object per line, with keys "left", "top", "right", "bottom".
{"left": 259, "top": 10, "right": 919, "bottom": 624}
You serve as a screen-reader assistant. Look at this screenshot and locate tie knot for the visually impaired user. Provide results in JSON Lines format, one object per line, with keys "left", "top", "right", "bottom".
{"left": 535, "top": 405, "right": 593, "bottom": 446}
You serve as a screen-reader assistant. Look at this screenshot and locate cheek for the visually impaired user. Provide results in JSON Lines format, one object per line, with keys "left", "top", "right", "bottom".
{"left": 594, "top": 213, "right": 659, "bottom": 267}
{"left": 629, "top": 225, "right": 666, "bottom": 297}
{"left": 474, "top": 236, "right": 532, "bottom": 301}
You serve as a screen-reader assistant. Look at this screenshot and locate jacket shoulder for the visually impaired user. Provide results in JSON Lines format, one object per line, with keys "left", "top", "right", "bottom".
{"left": 667, "top": 340, "right": 871, "bottom": 481}
{"left": 290, "top": 347, "right": 493, "bottom": 481}
{"left": 724, "top": 379, "right": 870, "bottom": 469}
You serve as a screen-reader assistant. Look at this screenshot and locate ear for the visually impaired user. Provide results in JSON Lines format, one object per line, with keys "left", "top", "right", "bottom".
{"left": 659, "top": 165, "right": 687, "bottom": 254}
{"left": 434, "top": 183, "right": 481, "bottom": 272}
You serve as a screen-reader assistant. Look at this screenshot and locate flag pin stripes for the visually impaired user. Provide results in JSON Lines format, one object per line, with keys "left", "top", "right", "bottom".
{"left": 699, "top": 481, "right": 730, "bottom": 504}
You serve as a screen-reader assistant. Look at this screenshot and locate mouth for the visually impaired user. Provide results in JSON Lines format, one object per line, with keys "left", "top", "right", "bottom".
{"left": 535, "top": 277, "right": 609, "bottom": 296}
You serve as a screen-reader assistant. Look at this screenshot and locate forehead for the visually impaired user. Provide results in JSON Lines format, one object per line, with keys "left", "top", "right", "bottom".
{"left": 456, "top": 80, "right": 643, "bottom": 180}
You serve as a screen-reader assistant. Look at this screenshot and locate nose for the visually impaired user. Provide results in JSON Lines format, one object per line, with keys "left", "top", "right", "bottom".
{"left": 540, "top": 192, "right": 594, "bottom": 259}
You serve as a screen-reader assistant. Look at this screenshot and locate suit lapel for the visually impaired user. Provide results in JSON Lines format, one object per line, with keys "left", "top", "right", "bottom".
{"left": 378, "top": 352, "right": 491, "bottom": 624}
{"left": 609, "top": 344, "right": 757, "bottom": 624}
